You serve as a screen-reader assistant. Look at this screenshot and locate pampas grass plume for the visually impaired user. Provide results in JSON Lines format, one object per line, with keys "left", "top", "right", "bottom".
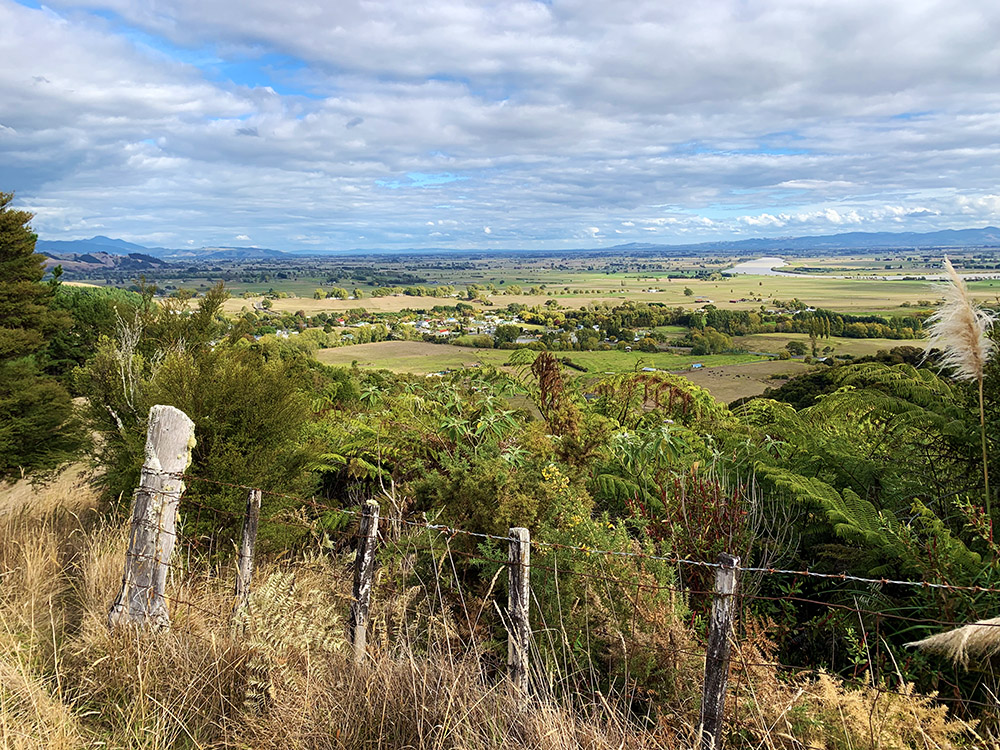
{"left": 907, "top": 616, "right": 1000, "bottom": 667}
{"left": 924, "top": 258, "right": 995, "bottom": 381}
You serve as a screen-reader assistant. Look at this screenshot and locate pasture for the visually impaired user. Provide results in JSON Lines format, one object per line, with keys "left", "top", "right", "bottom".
{"left": 220, "top": 270, "right": 983, "bottom": 318}
{"left": 315, "top": 341, "right": 765, "bottom": 376}
{"left": 682, "top": 359, "right": 813, "bottom": 403}
{"left": 313, "top": 340, "right": 785, "bottom": 401}
{"left": 732, "top": 332, "right": 917, "bottom": 358}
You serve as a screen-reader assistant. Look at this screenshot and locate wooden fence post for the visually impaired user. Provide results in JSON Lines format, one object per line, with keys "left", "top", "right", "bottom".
{"left": 699, "top": 553, "right": 741, "bottom": 750}
{"left": 508, "top": 527, "right": 531, "bottom": 695}
{"left": 233, "top": 488, "right": 262, "bottom": 622}
{"left": 108, "top": 405, "right": 195, "bottom": 630}
{"left": 349, "top": 499, "right": 380, "bottom": 664}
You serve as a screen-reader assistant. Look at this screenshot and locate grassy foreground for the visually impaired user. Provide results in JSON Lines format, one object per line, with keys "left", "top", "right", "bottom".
{"left": 0, "top": 467, "right": 974, "bottom": 749}
{"left": 0, "top": 470, "right": 673, "bottom": 749}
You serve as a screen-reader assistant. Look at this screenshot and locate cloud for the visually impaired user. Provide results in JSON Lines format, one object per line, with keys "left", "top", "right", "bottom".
{"left": 235, "top": 233, "right": 250, "bottom": 240}
{"left": 3, "top": 0, "right": 1000, "bottom": 248}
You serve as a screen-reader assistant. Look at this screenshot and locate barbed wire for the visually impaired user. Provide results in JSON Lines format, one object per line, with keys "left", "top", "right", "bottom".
{"left": 162, "top": 471, "right": 1000, "bottom": 596}
{"left": 107, "top": 479, "right": 1000, "bottom": 740}
{"left": 119, "top": 471, "right": 1000, "bottom": 721}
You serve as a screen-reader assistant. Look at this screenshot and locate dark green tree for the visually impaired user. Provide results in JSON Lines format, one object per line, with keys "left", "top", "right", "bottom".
{"left": 0, "top": 192, "right": 83, "bottom": 477}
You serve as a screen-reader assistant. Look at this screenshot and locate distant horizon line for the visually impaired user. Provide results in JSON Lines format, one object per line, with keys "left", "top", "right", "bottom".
{"left": 34, "top": 224, "right": 1000, "bottom": 257}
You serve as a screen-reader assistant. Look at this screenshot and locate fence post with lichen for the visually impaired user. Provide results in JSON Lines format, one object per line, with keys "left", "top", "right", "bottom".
{"left": 108, "top": 404, "right": 195, "bottom": 630}
{"left": 349, "top": 499, "right": 380, "bottom": 663}
{"left": 233, "top": 488, "right": 262, "bottom": 625}
{"left": 508, "top": 526, "right": 531, "bottom": 695}
{"left": 699, "top": 553, "right": 741, "bottom": 750}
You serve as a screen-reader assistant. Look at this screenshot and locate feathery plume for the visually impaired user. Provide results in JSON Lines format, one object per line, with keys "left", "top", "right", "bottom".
{"left": 924, "top": 257, "right": 995, "bottom": 381}
{"left": 925, "top": 257, "right": 995, "bottom": 514}
{"left": 907, "top": 616, "right": 1000, "bottom": 667}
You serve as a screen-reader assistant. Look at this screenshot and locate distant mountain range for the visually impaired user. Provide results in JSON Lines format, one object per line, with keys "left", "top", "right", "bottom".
{"left": 39, "top": 251, "right": 171, "bottom": 274}
{"left": 607, "top": 226, "right": 1000, "bottom": 254}
{"left": 34, "top": 225, "right": 1000, "bottom": 264}
{"left": 36, "top": 235, "right": 290, "bottom": 262}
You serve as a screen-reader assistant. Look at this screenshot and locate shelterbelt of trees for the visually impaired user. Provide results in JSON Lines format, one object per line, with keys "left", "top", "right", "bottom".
{"left": 4, "top": 192, "right": 1000, "bottom": 743}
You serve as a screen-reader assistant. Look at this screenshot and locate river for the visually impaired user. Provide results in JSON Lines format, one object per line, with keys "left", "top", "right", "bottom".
{"left": 725, "top": 257, "right": 801, "bottom": 276}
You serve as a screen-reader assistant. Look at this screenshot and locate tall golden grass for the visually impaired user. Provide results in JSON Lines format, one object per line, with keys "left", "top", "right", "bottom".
{"left": 0, "top": 467, "right": 977, "bottom": 749}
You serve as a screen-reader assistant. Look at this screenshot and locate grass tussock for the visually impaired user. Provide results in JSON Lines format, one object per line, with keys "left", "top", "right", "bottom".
{"left": 0, "top": 466, "right": 979, "bottom": 749}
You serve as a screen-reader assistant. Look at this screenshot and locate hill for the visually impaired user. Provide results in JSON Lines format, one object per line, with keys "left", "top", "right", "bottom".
{"left": 41, "top": 251, "right": 172, "bottom": 274}
{"left": 608, "top": 226, "right": 1000, "bottom": 254}
{"left": 36, "top": 236, "right": 289, "bottom": 261}
{"left": 33, "top": 225, "right": 1000, "bottom": 260}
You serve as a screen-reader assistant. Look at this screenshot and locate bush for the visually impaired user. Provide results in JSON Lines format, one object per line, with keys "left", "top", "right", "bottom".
{"left": 453, "top": 334, "right": 494, "bottom": 348}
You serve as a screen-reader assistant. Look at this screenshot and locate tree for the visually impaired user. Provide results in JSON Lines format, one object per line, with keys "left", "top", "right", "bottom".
{"left": 77, "top": 285, "right": 315, "bottom": 529}
{"left": 0, "top": 192, "right": 82, "bottom": 477}
{"left": 493, "top": 324, "right": 522, "bottom": 346}
{"left": 690, "top": 327, "right": 732, "bottom": 355}
{"left": 683, "top": 287, "right": 694, "bottom": 296}
{"left": 47, "top": 285, "right": 141, "bottom": 386}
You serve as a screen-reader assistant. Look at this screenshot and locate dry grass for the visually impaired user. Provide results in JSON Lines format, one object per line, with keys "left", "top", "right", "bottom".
{"left": 0, "top": 462, "right": 98, "bottom": 516}
{"left": 680, "top": 360, "right": 812, "bottom": 403}
{"left": 0, "top": 473, "right": 978, "bottom": 749}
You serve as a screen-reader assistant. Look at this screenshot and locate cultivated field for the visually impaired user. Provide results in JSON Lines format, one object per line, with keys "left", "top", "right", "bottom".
{"left": 219, "top": 271, "right": 1000, "bottom": 317}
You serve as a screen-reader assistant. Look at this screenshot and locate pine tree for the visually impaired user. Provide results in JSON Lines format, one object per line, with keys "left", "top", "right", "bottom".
{"left": 0, "top": 191, "right": 82, "bottom": 478}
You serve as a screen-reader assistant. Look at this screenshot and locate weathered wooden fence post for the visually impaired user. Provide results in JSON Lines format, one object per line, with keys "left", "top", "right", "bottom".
{"left": 108, "top": 405, "right": 195, "bottom": 630}
{"left": 233, "top": 488, "right": 262, "bottom": 622}
{"left": 349, "top": 499, "right": 380, "bottom": 664}
{"left": 699, "top": 553, "right": 741, "bottom": 750}
{"left": 507, "top": 527, "right": 531, "bottom": 695}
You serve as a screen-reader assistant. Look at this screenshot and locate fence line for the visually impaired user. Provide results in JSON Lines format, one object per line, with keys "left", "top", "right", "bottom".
{"left": 119, "top": 482, "right": 1000, "bottom": 637}
{"left": 103, "top": 405, "right": 1000, "bottom": 748}
{"left": 168, "top": 471, "right": 1000, "bottom": 596}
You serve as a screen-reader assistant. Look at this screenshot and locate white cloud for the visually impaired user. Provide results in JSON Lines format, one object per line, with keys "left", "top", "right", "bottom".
{"left": 4, "top": 0, "right": 1000, "bottom": 248}
{"left": 235, "top": 233, "right": 250, "bottom": 240}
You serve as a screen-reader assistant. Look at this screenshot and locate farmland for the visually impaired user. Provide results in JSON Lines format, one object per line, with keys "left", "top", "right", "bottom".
{"left": 313, "top": 340, "right": 788, "bottom": 402}
{"left": 315, "top": 340, "right": 766, "bottom": 376}
{"left": 69, "top": 248, "right": 978, "bottom": 402}
{"left": 221, "top": 273, "right": 960, "bottom": 316}
{"left": 14, "top": 207, "right": 1000, "bottom": 747}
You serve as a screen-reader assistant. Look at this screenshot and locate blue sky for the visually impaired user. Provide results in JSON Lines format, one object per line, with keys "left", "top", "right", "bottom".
{"left": 2, "top": 0, "right": 1000, "bottom": 251}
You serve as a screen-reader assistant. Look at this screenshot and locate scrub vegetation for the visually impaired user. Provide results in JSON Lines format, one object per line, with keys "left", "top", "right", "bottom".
{"left": 8, "top": 195, "right": 1000, "bottom": 747}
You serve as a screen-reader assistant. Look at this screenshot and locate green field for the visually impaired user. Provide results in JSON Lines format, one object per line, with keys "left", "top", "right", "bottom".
{"left": 732, "top": 332, "right": 917, "bottom": 358}
{"left": 314, "top": 341, "right": 766, "bottom": 376}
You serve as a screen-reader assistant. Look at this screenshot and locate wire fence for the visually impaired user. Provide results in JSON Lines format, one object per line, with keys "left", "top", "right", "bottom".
{"left": 108, "top": 465, "right": 1000, "bottom": 747}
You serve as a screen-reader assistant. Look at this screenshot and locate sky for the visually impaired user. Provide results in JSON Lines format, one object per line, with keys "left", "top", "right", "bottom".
{"left": 2, "top": 0, "right": 1000, "bottom": 252}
